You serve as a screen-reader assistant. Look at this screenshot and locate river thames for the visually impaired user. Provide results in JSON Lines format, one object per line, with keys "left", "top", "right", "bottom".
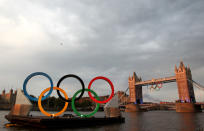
{"left": 1, "top": 111, "right": 204, "bottom": 131}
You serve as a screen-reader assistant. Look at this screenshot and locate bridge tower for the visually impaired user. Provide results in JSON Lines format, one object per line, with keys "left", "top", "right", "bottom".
{"left": 175, "top": 61, "right": 201, "bottom": 112}
{"left": 128, "top": 72, "right": 143, "bottom": 104}
{"left": 126, "top": 72, "right": 143, "bottom": 112}
{"left": 175, "top": 61, "right": 196, "bottom": 103}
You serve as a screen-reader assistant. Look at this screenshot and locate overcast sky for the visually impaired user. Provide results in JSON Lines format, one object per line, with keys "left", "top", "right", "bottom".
{"left": 0, "top": 0, "right": 204, "bottom": 102}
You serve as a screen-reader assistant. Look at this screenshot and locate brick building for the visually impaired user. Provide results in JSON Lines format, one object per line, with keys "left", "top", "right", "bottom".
{"left": 0, "top": 89, "right": 17, "bottom": 109}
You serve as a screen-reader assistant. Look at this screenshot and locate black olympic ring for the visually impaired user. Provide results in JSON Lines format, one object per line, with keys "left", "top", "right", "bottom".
{"left": 56, "top": 74, "right": 85, "bottom": 102}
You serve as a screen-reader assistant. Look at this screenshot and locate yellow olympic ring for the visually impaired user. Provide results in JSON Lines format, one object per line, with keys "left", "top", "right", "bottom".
{"left": 38, "top": 87, "right": 68, "bottom": 117}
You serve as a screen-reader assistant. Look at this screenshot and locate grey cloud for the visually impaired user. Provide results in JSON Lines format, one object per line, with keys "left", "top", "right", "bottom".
{"left": 0, "top": 0, "right": 204, "bottom": 101}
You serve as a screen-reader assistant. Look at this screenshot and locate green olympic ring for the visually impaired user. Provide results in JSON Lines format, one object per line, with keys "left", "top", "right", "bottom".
{"left": 72, "top": 88, "right": 100, "bottom": 118}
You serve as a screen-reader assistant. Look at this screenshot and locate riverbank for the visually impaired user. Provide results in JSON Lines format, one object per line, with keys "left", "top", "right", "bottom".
{"left": 0, "top": 106, "right": 105, "bottom": 112}
{"left": 1, "top": 103, "right": 204, "bottom": 112}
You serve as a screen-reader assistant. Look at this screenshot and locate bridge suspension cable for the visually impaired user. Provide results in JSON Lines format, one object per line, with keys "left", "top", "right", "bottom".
{"left": 118, "top": 87, "right": 129, "bottom": 105}
{"left": 188, "top": 79, "right": 204, "bottom": 91}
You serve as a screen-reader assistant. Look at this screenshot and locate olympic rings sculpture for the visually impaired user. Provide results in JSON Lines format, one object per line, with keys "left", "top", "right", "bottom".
{"left": 23, "top": 72, "right": 114, "bottom": 117}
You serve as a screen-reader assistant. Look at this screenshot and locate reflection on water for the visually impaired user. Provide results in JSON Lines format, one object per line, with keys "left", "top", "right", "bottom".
{"left": 123, "top": 111, "right": 204, "bottom": 131}
{"left": 179, "top": 113, "right": 204, "bottom": 131}
{"left": 179, "top": 113, "right": 195, "bottom": 131}
{"left": 1, "top": 111, "right": 204, "bottom": 131}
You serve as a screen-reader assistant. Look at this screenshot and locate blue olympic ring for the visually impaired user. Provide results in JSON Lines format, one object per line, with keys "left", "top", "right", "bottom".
{"left": 23, "top": 72, "right": 54, "bottom": 102}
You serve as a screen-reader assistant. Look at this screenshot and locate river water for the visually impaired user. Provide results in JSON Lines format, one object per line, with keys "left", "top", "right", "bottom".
{"left": 1, "top": 111, "right": 204, "bottom": 131}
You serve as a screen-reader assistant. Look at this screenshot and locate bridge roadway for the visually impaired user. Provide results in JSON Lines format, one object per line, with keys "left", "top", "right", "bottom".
{"left": 135, "top": 76, "right": 176, "bottom": 86}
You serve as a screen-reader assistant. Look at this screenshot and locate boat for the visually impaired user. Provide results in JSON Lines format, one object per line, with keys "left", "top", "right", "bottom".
{"left": 5, "top": 115, "right": 125, "bottom": 128}
{"left": 5, "top": 89, "right": 125, "bottom": 128}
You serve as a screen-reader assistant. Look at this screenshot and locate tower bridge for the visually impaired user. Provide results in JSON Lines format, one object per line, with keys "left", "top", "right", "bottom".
{"left": 126, "top": 61, "right": 202, "bottom": 112}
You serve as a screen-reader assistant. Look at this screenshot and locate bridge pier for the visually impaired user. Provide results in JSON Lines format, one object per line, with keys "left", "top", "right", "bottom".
{"left": 176, "top": 103, "right": 202, "bottom": 112}
{"left": 125, "top": 103, "right": 141, "bottom": 112}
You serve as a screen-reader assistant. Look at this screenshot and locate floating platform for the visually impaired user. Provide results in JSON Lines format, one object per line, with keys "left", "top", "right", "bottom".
{"left": 5, "top": 115, "right": 125, "bottom": 128}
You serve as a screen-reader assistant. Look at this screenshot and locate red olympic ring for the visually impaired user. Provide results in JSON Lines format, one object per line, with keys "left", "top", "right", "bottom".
{"left": 88, "top": 76, "right": 114, "bottom": 104}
